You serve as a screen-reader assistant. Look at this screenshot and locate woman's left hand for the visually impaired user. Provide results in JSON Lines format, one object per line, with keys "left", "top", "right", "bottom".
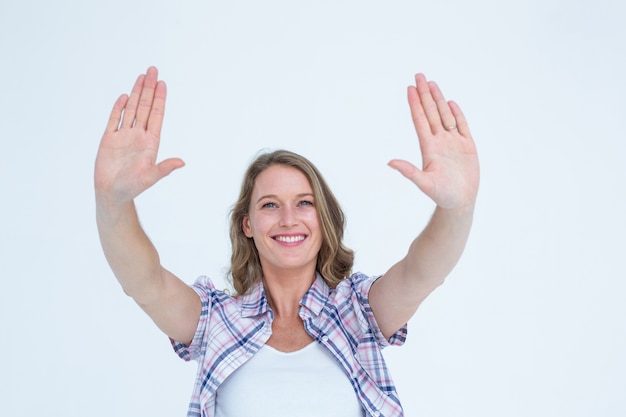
{"left": 389, "top": 74, "right": 479, "bottom": 210}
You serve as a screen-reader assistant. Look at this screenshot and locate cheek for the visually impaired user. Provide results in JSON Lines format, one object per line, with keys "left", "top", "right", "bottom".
{"left": 306, "top": 211, "right": 322, "bottom": 230}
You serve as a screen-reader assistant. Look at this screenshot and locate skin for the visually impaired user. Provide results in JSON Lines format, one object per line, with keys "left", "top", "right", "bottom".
{"left": 95, "top": 68, "right": 199, "bottom": 343}
{"left": 242, "top": 165, "right": 323, "bottom": 350}
{"left": 372, "top": 76, "right": 479, "bottom": 338}
{"left": 95, "top": 66, "right": 479, "bottom": 349}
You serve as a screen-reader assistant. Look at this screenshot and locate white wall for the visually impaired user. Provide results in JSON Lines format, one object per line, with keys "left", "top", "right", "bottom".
{"left": 1, "top": 0, "right": 625, "bottom": 416}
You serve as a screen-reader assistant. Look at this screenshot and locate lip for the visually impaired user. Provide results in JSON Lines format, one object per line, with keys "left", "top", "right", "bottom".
{"left": 272, "top": 234, "right": 307, "bottom": 245}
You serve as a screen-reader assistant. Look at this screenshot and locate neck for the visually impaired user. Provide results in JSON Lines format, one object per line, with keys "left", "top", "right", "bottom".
{"left": 262, "top": 266, "right": 316, "bottom": 318}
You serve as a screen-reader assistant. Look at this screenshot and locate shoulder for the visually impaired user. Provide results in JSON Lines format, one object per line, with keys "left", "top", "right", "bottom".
{"left": 324, "top": 272, "right": 382, "bottom": 316}
{"left": 171, "top": 276, "right": 262, "bottom": 361}
{"left": 335, "top": 272, "right": 407, "bottom": 347}
{"left": 335, "top": 271, "right": 382, "bottom": 299}
{"left": 190, "top": 276, "right": 234, "bottom": 302}
{"left": 191, "top": 275, "right": 268, "bottom": 320}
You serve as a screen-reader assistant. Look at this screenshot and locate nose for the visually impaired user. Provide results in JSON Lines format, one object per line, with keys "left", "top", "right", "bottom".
{"left": 279, "top": 206, "right": 298, "bottom": 227}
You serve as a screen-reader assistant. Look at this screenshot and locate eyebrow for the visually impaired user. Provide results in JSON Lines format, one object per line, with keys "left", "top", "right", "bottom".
{"left": 255, "top": 193, "right": 315, "bottom": 204}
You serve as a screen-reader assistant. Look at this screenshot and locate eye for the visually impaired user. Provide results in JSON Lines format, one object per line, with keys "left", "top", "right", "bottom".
{"left": 261, "top": 201, "right": 277, "bottom": 209}
{"left": 298, "top": 200, "right": 314, "bottom": 207}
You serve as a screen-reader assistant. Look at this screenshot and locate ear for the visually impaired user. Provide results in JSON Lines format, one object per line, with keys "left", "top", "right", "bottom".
{"left": 242, "top": 215, "right": 253, "bottom": 238}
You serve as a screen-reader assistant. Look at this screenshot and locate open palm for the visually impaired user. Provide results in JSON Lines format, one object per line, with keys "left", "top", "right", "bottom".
{"left": 94, "top": 67, "right": 184, "bottom": 203}
{"left": 389, "top": 74, "right": 479, "bottom": 210}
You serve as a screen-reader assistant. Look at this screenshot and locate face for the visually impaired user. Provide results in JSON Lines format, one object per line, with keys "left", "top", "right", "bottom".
{"left": 242, "top": 165, "right": 322, "bottom": 276}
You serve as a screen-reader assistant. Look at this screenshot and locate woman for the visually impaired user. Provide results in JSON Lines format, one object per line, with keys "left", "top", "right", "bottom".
{"left": 95, "top": 67, "right": 479, "bottom": 417}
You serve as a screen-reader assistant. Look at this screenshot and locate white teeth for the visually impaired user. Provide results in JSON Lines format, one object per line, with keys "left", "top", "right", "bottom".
{"left": 275, "top": 235, "right": 305, "bottom": 243}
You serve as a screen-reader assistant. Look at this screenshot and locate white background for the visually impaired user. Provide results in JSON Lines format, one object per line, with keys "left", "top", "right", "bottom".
{"left": 1, "top": 0, "right": 625, "bottom": 416}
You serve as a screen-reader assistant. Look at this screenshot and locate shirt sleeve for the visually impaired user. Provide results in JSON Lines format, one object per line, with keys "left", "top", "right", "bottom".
{"left": 350, "top": 272, "right": 408, "bottom": 348}
{"left": 170, "top": 275, "right": 215, "bottom": 362}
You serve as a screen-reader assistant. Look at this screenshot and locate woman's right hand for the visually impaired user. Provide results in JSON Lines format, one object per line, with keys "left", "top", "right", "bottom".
{"left": 94, "top": 66, "right": 184, "bottom": 204}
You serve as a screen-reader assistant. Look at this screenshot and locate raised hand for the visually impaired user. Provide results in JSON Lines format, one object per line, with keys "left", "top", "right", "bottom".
{"left": 95, "top": 66, "right": 184, "bottom": 204}
{"left": 388, "top": 74, "right": 479, "bottom": 210}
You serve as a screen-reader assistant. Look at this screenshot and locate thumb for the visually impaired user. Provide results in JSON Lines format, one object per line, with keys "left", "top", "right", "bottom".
{"left": 388, "top": 159, "right": 432, "bottom": 195}
{"left": 148, "top": 157, "right": 185, "bottom": 185}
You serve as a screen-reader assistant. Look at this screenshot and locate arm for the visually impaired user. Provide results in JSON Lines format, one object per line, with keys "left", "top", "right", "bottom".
{"left": 95, "top": 67, "right": 201, "bottom": 344}
{"left": 369, "top": 74, "right": 480, "bottom": 339}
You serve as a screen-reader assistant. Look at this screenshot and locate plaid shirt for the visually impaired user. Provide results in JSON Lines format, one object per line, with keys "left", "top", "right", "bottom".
{"left": 172, "top": 272, "right": 407, "bottom": 417}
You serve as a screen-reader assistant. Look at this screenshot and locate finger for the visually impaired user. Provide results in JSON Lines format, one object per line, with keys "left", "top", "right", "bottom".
{"left": 388, "top": 159, "right": 418, "bottom": 179}
{"left": 449, "top": 100, "right": 471, "bottom": 138}
{"left": 147, "top": 80, "right": 167, "bottom": 137}
{"left": 157, "top": 158, "right": 185, "bottom": 177}
{"left": 121, "top": 74, "right": 145, "bottom": 128}
{"left": 387, "top": 159, "right": 433, "bottom": 196}
{"left": 104, "top": 94, "right": 128, "bottom": 134}
{"left": 144, "top": 158, "right": 185, "bottom": 188}
{"left": 135, "top": 66, "right": 159, "bottom": 130}
{"left": 429, "top": 81, "right": 456, "bottom": 133}
{"left": 407, "top": 86, "right": 431, "bottom": 140}
{"left": 415, "top": 74, "right": 441, "bottom": 134}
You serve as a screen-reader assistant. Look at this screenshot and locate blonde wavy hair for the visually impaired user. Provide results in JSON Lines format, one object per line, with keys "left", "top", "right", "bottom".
{"left": 229, "top": 150, "right": 354, "bottom": 296}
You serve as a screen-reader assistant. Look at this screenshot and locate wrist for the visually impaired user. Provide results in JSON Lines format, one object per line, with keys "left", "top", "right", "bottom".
{"left": 435, "top": 201, "right": 475, "bottom": 218}
{"left": 96, "top": 196, "right": 137, "bottom": 226}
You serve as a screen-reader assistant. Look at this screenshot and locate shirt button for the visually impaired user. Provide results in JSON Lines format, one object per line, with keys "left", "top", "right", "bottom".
{"left": 372, "top": 411, "right": 381, "bottom": 417}
{"left": 321, "top": 335, "right": 329, "bottom": 342}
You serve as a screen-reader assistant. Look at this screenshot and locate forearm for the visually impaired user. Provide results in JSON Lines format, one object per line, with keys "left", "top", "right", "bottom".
{"left": 371, "top": 73, "right": 479, "bottom": 338}
{"left": 96, "top": 197, "right": 164, "bottom": 302}
{"left": 403, "top": 204, "right": 475, "bottom": 286}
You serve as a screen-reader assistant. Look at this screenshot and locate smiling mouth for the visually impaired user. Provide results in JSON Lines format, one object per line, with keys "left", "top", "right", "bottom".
{"left": 274, "top": 235, "right": 306, "bottom": 243}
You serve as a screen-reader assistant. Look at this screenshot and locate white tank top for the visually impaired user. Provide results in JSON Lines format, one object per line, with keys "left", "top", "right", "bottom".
{"left": 215, "top": 342, "right": 364, "bottom": 417}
